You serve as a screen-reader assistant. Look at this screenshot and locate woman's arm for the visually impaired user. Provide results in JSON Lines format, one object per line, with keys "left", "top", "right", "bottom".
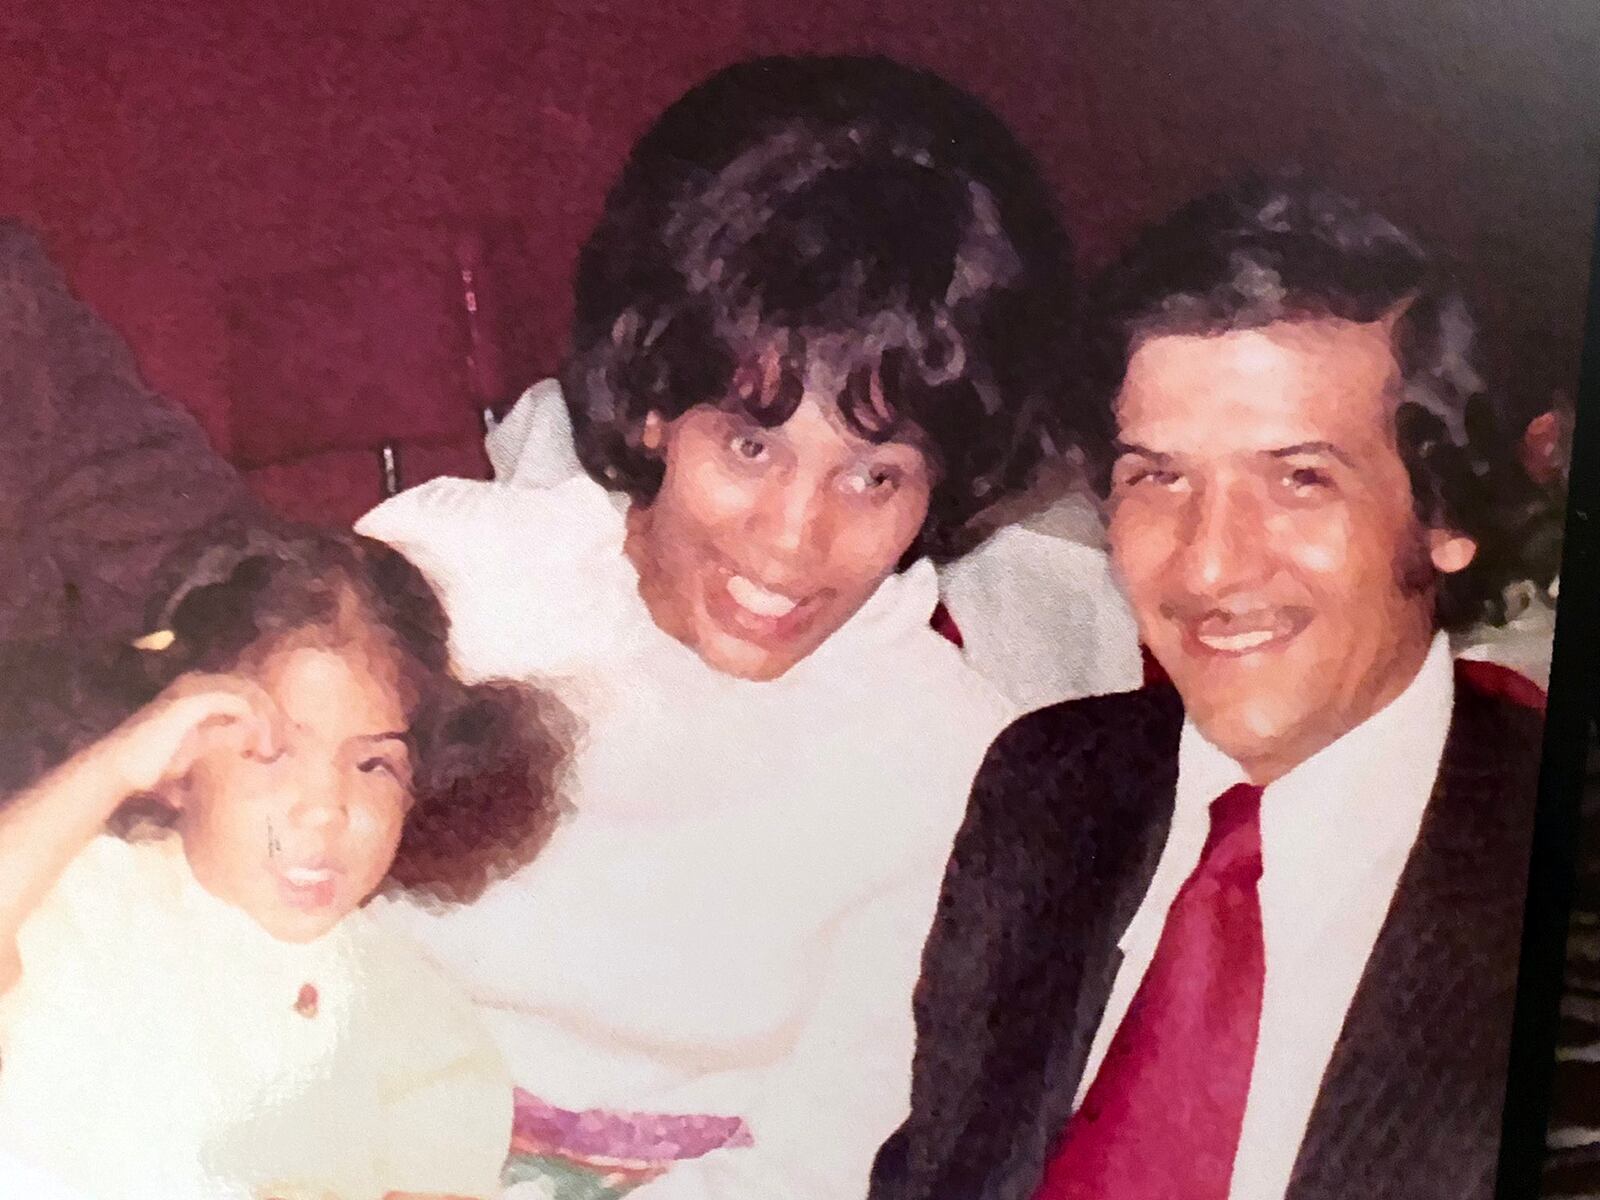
{"left": 0, "top": 679, "right": 274, "bottom": 992}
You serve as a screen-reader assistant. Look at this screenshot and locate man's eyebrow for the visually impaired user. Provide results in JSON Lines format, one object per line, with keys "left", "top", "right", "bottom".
{"left": 1110, "top": 440, "right": 1170, "bottom": 462}
{"left": 1265, "top": 441, "right": 1356, "bottom": 467}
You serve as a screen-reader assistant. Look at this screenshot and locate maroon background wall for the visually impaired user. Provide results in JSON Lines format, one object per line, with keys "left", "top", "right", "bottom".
{"left": 3, "top": 0, "right": 1597, "bottom": 521}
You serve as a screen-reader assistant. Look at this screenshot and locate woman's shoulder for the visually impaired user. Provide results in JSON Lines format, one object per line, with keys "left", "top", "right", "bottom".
{"left": 357, "top": 471, "right": 618, "bottom": 559}
{"left": 357, "top": 473, "right": 636, "bottom": 679}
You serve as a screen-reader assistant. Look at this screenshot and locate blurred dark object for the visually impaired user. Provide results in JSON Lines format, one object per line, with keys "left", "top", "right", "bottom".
{"left": 1542, "top": 723, "right": 1600, "bottom": 1198}
{"left": 0, "top": 220, "right": 262, "bottom": 643}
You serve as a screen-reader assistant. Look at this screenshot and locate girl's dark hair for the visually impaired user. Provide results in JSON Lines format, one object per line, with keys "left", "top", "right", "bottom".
{"left": 1080, "top": 173, "right": 1561, "bottom": 631}
{"left": 564, "top": 54, "right": 1078, "bottom": 561}
{"left": 0, "top": 522, "right": 569, "bottom": 905}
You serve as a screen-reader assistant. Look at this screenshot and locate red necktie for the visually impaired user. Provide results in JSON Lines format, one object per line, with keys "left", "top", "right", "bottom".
{"left": 1035, "top": 782, "right": 1266, "bottom": 1200}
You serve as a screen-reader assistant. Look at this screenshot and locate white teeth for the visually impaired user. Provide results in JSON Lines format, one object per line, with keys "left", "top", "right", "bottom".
{"left": 1197, "top": 629, "right": 1279, "bottom": 653}
{"left": 727, "top": 575, "right": 798, "bottom": 618}
{"left": 284, "top": 867, "right": 333, "bottom": 885}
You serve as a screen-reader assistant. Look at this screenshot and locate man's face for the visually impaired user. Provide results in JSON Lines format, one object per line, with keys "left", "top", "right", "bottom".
{"left": 1108, "top": 319, "right": 1475, "bottom": 782}
{"left": 625, "top": 392, "right": 933, "bottom": 682}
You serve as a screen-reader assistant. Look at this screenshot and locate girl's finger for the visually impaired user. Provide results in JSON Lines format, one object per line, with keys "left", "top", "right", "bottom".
{"left": 160, "top": 683, "right": 284, "bottom": 775}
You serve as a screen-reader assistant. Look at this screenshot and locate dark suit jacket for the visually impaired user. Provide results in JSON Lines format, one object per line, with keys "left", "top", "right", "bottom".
{"left": 870, "top": 664, "right": 1544, "bottom": 1200}
{"left": 0, "top": 221, "right": 260, "bottom": 643}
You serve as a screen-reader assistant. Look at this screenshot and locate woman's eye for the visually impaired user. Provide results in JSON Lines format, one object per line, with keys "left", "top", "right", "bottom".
{"left": 842, "top": 465, "right": 903, "bottom": 496}
{"left": 356, "top": 756, "right": 400, "bottom": 779}
{"left": 729, "top": 434, "right": 768, "bottom": 461}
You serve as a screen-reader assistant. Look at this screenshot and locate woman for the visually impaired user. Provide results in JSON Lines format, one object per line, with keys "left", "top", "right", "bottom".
{"left": 359, "top": 55, "right": 1090, "bottom": 1200}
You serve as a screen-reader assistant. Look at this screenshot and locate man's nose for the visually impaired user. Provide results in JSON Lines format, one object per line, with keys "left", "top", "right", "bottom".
{"left": 1177, "top": 478, "right": 1268, "bottom": 598}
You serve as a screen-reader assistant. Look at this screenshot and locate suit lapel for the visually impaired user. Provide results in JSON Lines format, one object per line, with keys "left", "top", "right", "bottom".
{"left": 1287, "top": 682, "right": 1540, "bottom": 1200}
{"left": 990, "top": 697, "right": 1183, "bottom": 1200}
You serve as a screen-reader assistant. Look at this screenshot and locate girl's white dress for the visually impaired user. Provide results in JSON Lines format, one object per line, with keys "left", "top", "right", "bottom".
{"left": 0, "top": 834, "right": 513, "bottom": 1200}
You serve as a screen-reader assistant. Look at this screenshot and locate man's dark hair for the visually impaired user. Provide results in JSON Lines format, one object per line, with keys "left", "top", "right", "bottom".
{"left": 563, "top": 54, "right": 1077, "bottom": 561}
{"left": 1081, "top": 173, "right": 1559, "bottom": 630}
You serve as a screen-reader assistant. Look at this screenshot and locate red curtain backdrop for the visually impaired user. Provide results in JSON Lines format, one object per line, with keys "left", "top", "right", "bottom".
{"left": 2, "top": 0, "right": 1595, "bottom": 520}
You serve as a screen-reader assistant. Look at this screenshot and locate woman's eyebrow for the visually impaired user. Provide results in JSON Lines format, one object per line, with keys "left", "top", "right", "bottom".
{"left": 351, "top": 732, "right": 409, "bottom": 747}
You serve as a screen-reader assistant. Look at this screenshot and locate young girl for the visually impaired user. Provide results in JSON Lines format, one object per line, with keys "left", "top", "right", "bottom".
{"left": 0, "top": 524, "right": 568, "bottom": 1200}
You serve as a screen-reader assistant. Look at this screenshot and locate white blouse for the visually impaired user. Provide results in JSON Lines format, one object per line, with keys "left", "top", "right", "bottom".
{"left": 485, "top": 379, "right": 1144, "bottom": 713}
{"left": 357, "top": 469, "right": 1017, "bottom": 1200}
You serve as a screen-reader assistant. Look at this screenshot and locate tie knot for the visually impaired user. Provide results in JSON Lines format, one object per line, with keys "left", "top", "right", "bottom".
{"left": 1201, "top": 782, "right": 1264, "bottom": 883}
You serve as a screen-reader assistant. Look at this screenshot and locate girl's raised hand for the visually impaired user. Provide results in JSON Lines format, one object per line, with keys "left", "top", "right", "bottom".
{"left": 95, "top": 674, "right": 284, "bottom": 799}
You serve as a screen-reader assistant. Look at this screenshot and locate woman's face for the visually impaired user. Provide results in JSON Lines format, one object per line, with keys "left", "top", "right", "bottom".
{"left": 177, "top": 639, "right": 413, "bottom": 942}
{"left": 625, "top": 390, "right": 933, "bottom": 682}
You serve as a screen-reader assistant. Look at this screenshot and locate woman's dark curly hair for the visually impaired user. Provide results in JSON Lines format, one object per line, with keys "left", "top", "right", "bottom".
{"left": 1079, "top": 173, "right": 1561, "bottom": 631}
{"left": 0, "top": 522, "right": 570, "bottom": 905}
{"left": 563, "top": 54, "right": 1078, "bottom": 561}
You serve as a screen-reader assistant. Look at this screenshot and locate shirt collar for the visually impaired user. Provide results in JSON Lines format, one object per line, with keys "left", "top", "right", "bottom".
{"left": 1127, "top": 632, "right": 1455, "bottom": 956}
{"left": 1178, "top": 631, "right": 1453, "bottom": 807}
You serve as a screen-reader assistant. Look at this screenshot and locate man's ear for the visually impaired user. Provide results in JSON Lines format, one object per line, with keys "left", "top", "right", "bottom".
{"left": 1429, "top": 529, "right": 1477, "bottom": 574}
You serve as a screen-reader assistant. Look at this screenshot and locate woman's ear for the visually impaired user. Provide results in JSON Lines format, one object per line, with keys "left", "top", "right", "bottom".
{"left": 640, "top": 411, "right": 666, "bottom": 452}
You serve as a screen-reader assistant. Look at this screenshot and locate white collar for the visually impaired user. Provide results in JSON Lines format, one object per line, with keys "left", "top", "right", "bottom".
{"left": 1124, "top": 632, "right": 1454, "bottom": 954}
{"left": 1178, "top": 630, "right": 1453, "bottom": 802}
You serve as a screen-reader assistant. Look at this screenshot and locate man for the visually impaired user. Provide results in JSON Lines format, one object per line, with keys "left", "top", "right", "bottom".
{"left": 870, "top": 177, "right": 1555, "bottom": 1200}
{"left": 0, "top": 222, "right": 260, "bottom": 643}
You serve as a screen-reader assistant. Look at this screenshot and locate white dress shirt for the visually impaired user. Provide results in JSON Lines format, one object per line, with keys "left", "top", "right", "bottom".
{"left": 1076, "top": 633, "right": 1456, "bottom": 1199}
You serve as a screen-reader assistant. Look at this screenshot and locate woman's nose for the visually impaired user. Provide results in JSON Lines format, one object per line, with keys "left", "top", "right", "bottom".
{"left": 750, "top": 474, "right": 827, "bottom": 564}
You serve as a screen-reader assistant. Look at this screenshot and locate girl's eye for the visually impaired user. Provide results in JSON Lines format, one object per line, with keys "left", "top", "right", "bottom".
{"left": 729, "top": 434, "right": 769, "bottom": 462}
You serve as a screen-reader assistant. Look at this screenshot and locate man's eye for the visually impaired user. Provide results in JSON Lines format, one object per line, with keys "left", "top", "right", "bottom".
{"left": 1285, "top": 466, "right": 1334, "bottom": 493}
{"left": 1118, "top": 467, "right": 1183, "bottom": 490}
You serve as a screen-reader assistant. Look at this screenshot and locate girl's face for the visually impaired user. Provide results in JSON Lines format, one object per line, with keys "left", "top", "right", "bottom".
{"left": 177, "top": 638, "right": 414, "bottom": 943}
